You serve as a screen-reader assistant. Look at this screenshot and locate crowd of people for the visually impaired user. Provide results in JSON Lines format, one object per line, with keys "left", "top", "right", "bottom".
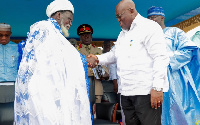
{"left": 0, "top": 0, "right": 200, "bottom": 125}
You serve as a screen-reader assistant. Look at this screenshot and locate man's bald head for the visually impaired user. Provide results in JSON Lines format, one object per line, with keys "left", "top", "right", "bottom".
{"left": 115, "top": 0, "right": 138, "bottom": 30}
{"left": 116, "top": 0, "right": 136, "bottom": 12}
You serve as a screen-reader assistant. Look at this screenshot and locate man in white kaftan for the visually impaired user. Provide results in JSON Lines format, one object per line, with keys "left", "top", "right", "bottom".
{"left": 14, "top": 0, "right": 92, "bottom": 125}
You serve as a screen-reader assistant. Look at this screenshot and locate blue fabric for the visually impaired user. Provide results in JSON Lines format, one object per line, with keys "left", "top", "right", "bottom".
{"left": 17, "top": 18, "right": 63, "bottom": 70}
{"left": 191, "top": 31, "right": 200, "bottom": 47}
{"left": 17, "top": 40, "right": 26, "bottom": 70}
{"left": 147, "top": 6, "right": 165, "bottom": 17}
{"left": 189, "top": 43, "right": 200, "bottom": 100}
{"left": 80, "top": 54, "right": 94, "bottom": 121}
{"left": 162, "top": 27, "right": 200, "bottom": 125}
{"left": 15, "top": 20, "right": 49, "bottom": 123}
{"left": 0, "top": 41, "right": 19, "bottom": 82}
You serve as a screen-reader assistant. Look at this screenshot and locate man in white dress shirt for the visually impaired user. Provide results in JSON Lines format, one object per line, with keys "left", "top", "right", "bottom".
{"left": 87, "top": 0, "right": 169, "bottom": 125}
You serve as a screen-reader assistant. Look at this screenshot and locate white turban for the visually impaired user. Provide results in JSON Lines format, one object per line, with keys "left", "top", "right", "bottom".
{"left": 46, "top": 0, "right": 74, "bottom": 18}
{"left": 0, "top": 23, "right": 11, "bottom": 31}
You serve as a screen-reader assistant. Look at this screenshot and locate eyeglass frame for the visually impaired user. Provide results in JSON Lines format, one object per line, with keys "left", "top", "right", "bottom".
{"left": 116, "top": 8, "right": 131, "bottom": 19}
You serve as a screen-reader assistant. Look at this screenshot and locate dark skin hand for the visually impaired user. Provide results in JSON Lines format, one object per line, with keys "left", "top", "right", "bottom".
{"left": 100, "top": 72, "right": 109, "bottom": 80}
{"left": 150, "top": 89, "right": 163, "bottom": 109}
{"left": 113, "top": 79, "right": 118, "bottom": 93}
{"left": 87, "top": 54, "right": 99, "bottom": 68}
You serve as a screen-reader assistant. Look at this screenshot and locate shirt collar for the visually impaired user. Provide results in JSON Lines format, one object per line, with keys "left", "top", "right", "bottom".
{"left": 48, "top": 18, "right": 64, "bottom": 36}
{"left": 122, "top": 13, "right": 141, "bottom": 32}
{"left": 82, "top": 44, "right": 92, "bottom": 48}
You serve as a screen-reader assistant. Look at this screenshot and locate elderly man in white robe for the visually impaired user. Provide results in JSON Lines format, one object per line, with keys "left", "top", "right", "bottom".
{"left": 14, "top": 0, "right": 92, "bottom": 125}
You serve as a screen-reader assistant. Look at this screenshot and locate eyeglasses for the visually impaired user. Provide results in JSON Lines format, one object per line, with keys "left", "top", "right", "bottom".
{"left": 148, "top": 15, "right": 160, "bottom": 19}
{"left": 116, "top": 8, "right": 130, "bottom": 19}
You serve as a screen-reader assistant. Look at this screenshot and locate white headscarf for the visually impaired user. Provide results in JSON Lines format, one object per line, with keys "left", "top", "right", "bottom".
{"left": 46, "top": 0, "right": 74, "bottom": 17}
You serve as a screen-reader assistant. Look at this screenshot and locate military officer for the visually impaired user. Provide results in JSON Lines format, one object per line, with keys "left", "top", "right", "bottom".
{"left": 76, "top": 24, "right": 104, "bottom": 104}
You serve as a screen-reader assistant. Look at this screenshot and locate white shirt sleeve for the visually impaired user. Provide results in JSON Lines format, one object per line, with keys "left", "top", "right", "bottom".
{"left": 97, "top": 46, "right": 116, "bottom": 65}
{"left": 144, "top": 27, "right": 170, "bottom": 89}
{"left": 109, "top": 63, "right": 118, "bottom": 80}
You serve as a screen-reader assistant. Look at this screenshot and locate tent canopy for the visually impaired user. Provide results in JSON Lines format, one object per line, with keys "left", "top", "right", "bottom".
{"left": 2, "top": 0, "right": 200, "bottom": 40}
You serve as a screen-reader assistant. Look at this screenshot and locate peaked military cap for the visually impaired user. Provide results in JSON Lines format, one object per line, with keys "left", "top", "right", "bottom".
{"left": 77, "top": 24, "right": 93, "bottom": 36}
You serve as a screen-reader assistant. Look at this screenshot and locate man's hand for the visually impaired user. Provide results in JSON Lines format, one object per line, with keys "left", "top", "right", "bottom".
{"left": 150, "top": 89, "right": 163, "bottom": 109}
{"left": 100, "top": 72, "right": 109, "bottom": 80}
{"left": 113, "top": 79, "right": 118, "bottom": 93}
{"left": 87, "top": 54, "right": 99, "bottom": 68}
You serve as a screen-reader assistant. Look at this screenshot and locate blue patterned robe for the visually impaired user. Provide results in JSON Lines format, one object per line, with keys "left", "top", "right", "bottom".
{"left": 162, "top": 27, "right": 200, "bottom": 125}
{"left": 15, "top": 18, "right": 92, "bottom": 125}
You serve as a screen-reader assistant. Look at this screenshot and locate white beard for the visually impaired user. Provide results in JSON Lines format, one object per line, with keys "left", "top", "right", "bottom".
{"left": 60, "top": 20, "right": 70, "bottom": 37}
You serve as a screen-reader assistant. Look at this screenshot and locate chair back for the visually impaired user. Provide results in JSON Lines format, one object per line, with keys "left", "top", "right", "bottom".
{"left": 96, "top": 103, "right": 116, "bottom": 121}
{"left": 0, "top": 83, "right": 15, "bottom": 125}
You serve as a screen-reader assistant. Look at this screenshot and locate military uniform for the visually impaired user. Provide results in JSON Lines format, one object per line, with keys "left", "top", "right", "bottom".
{"left": 77, "top": 24, "right": 105, "bottom": 103}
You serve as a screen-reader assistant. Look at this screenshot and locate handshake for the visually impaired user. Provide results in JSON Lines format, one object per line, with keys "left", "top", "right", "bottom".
{"left": 86, "top": 54, "right": 99, "bottom": 68}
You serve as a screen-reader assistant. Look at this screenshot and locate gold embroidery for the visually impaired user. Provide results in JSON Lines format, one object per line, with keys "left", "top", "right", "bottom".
{"left": 82, "top": 44, "right": 91, "bottom": 53}
{"left": 76, "top": 46, "right": 80, "bottom": 51}
{"left": 89, "top": 68, "right": 94, "bottom": 75}
{"left": 83, "top": 25, "right": 86, "bottom": 31}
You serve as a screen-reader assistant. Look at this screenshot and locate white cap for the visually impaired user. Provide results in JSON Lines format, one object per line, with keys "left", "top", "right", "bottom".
{"left": 0, "top": 23, "right": 11, "bottom": 31}
{"left": 46, "top": 0, "right": 74, "bottom": 17}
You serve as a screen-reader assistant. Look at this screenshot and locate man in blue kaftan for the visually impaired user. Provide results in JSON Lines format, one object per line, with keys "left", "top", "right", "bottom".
{"left": 15, "top": 0, "right": 92, "bottom": 125}
{"left": 0, "top": 23, "right": 18, "bottom": 83}
{"left": 147, "top": 6, "right": 200, "bottom": 125}
{"left": 190, "top": 31, "right": 200, "bottom": 103}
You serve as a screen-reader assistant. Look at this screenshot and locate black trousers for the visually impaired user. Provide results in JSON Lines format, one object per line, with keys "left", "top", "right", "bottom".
{"left": 121, "top": 94, "right": 162, "bottom": 125}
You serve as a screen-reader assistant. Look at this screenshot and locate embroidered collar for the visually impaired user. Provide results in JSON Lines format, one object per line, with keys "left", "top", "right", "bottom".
{"left": 48, "top": 18, "right": 64, "bottom": 36}
{"left": 82, "top": 44, "right": 91, "bottom": 49}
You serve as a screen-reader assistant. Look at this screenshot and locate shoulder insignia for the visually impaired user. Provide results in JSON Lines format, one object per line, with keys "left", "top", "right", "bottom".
{"left": 76, "top": 44, "right": 82, "bottom": 51}
{"left": 79, "top": 43, "right": 82, "bottom": 48}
